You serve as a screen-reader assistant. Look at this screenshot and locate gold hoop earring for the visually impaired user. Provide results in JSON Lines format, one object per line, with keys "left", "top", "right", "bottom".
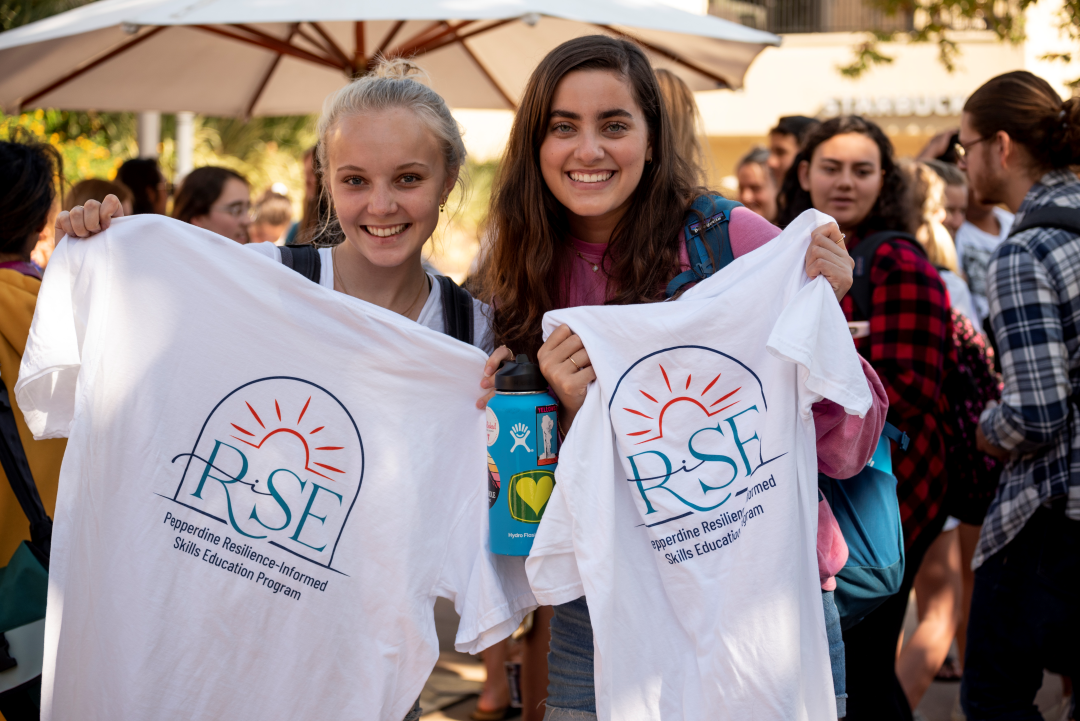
{"left": 439, "top": 200, "right": 446, "bottom": 213}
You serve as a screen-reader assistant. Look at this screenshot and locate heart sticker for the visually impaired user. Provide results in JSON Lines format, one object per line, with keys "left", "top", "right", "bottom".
{"left": 516, "top": 475, "right": 554, "bottom": 515}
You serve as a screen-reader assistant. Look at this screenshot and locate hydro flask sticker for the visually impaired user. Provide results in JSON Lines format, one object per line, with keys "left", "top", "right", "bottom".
{"left": 535, "top": 405, "right": 558, "bottom": 466}
{"left": 486, "top": 407, "right": 499, "bottom": 447}
{"left": 487, "top": 454, "right": 501, "bottom": 508}
{"left": 508, "top": 470, "right": 555, "bottom": 523}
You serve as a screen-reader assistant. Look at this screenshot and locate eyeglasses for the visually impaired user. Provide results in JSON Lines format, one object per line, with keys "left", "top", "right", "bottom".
{"left": 211, "top": 201, "right": 251, "bottom": 219}
{"left": 954, "top": 137, "right": 990, "bottom": 162}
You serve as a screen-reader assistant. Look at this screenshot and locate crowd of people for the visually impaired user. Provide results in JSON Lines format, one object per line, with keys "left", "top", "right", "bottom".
{"left": 0, "top": 35, "right": 1076, "bottom": 721}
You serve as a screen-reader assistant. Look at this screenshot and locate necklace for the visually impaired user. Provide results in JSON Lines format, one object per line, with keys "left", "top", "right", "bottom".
{"left": 575, "top": 249, "right": 600, "bottom": 273}
{"left": 332, "top": 246, "right": 429, "bottom": 318}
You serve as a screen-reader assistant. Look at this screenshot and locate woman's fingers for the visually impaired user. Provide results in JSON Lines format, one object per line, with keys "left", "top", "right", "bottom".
{"left": 98, "top": 194, "right": 124, "bottom": 230}
{"left": 68, "top": 205, "right": 89, "bottom": 237}
{"left": 476, "top": 388, "right": 497, "bottom": 410}
{"left": 54, "top": 197, "right": 124, "bottom": 239}
{"left": 480, "top": 345, "right": 513, "bottom": 390}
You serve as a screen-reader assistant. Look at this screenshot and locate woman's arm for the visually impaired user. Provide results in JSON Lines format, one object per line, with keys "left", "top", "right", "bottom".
{"left": 813, "top": 356, "right": 889, "bottom": 478}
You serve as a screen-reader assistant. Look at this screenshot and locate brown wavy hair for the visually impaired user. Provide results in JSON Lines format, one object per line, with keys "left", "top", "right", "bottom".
{"left": 476, "top": 36, "right": 703, "bottom": 360}
{"left": 775, "top": 115, "right": 911, "bottom": 237}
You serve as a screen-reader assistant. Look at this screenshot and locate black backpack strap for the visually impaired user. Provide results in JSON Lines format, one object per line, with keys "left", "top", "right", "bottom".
{"left": 436, "top": 275, "right": 474, "bottom": 345}
{"left": 665, "top": 195, "right": 743, "bottom": 298}
{"left": 1008, "top": 206, "right": 1080, "bottom": 238}
{"left": 279, "top": 245, "right": 322, "bottom": 284}
{"left": 0, "top": 378, "right": 51, "bottom": 566}
{"left": 848, "top": 231, "right": 925, "bottom": 320}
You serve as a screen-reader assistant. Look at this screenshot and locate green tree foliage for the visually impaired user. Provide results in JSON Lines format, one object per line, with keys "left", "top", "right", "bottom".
{"left": 841, "top": 0, "right": 1079, "bottom": 84}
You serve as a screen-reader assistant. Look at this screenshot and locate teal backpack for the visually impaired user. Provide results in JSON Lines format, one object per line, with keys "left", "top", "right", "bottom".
{"left": 665, "top": 195, "right": 742, "bottom": 298}
{"left": 819, "top": 423, "right": 908, "bottom": 630}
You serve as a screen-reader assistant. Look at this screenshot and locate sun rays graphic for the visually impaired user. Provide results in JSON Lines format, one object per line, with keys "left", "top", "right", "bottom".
{"left": 622, "top": 364, "right": 742, "bottom": 445}
{"left": 227, "top": 396, "right": 346, "bottom": 481}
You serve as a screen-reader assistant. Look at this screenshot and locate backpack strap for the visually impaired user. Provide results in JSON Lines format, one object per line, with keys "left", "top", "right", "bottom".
{"left": 436, "top": 275, "right": 475, "bottom": 345}
{"left": 279, "top": 245, "right": 322, "bottom": 284}
{"left": 665, "top": 195, "right": 743, "bottom": 299}
{"left": 0, "top": 378, "right": 51, "bottom": 566}
{"left": 1007, "top": 206, "right": 1080, "bottom": 238}
{"left": 848, "top": 231, "right": 925, "bottom": 321}
{"left": 881, "top": 421, "right": 910, "bottom": 451}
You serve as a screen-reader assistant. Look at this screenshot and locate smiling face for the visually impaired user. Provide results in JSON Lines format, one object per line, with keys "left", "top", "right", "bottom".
{"left": 539, "top": 69, "right": 652, "bottom": 244}
{"left": 798, "top": 132, "right": 885, "bottom": 233}
{"left": 326, "top": 108, "right": 456, "bottom": 268}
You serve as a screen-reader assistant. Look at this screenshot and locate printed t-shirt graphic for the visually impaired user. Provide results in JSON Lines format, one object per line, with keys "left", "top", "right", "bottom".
{"left": 16, "top": 216, "right": 536, "bottom": 721}
{"left": 526, "top": 209, "right": 872, "bottom": 721}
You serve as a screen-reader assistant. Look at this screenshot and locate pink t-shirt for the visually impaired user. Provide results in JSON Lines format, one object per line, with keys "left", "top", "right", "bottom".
{"left": 563, "top": 207, "right": 888, "bottom": 589}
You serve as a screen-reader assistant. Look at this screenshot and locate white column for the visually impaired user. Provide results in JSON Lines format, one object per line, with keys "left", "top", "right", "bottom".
{"left": 137, "top": 111, "right": 161, "bottom": 158}
{"left": 175, "top": 112, "right": 196, "bottom": 186}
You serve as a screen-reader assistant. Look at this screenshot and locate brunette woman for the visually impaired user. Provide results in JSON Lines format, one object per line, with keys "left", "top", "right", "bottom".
{"left": 476, "top": 38, "right": 889, "bottom": 720}
{"left": 777, "top": 116, "right": 952, "bottom": 721}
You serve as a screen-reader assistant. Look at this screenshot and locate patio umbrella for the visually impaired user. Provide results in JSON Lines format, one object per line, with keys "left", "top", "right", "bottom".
{"left": 0, "top": 0, "right": 778, "bottom": 117}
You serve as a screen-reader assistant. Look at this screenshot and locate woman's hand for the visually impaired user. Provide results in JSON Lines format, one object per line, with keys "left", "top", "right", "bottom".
{"left": 805, "top": 222, "right": 855, "bottom": 302}
{"left": 55, "top": 194, "right": 125, "bottom": 239}
{"left": 537, "top": 324, "right": 595, "bottom": 430}
{"left": 477, "top": 345, "right": 514, "bottom": 410}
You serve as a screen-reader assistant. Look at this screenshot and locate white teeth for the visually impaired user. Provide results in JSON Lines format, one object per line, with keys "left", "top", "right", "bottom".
{"left": 365, "top": 224, "right": 408, "bottom": 237}
{"left": 569, "top": 171, "right": 614, "bottom": 183}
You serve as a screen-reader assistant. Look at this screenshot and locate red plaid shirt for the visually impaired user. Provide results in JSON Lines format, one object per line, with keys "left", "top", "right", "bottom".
{"left": 842, "top": 235, "right": 952, "bottom": 546}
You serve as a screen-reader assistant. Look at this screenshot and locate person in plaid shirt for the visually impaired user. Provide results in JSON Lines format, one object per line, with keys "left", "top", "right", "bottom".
{"left": 958, "top": 71, "right": 1080, "bottom": 721}
{"left": 777, "top": 115, "right": 952, "bottom": 721}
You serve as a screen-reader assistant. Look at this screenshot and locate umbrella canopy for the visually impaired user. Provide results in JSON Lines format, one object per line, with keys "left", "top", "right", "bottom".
{"left": 0, "top": 0, "right": 778, "bottom": 116}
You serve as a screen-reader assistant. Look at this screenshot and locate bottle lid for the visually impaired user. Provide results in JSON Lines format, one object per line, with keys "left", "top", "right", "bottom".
{"left": 494, "top": 354, "right": 547, "bottom": 392}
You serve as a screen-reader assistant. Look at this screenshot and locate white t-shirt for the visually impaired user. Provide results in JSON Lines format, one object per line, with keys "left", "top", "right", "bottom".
{"left": 955, "top": 207, "right": 1014, "bottom": 320}
{"left": 526, "top": 209, "right": 872, "bottom": 721}
{"left": 246, "top": 243, "right": 494, "bottom": 352}
{"left": 16, "top": 216, "right": 535, "bottom": 721}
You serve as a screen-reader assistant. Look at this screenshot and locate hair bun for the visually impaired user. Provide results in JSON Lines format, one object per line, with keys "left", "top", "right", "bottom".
{"left": 1050, "top": 96, "right": 1080, "bottom": 165}
{"left": 370, "top": 57, "right": 428, "bottom": 82}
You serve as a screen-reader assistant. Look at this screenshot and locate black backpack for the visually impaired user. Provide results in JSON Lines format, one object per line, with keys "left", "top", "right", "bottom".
{"left": 280, "top": 245, "right": 474, "bottom": 345}
{"left": 1007, "top": 206, "right": 1080, "bottom": 238}
{"left": 849, "top": 231, "right": 1002, "bottom": 523}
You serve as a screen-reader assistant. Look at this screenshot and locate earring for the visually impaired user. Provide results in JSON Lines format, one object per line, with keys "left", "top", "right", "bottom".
{"left": 439, "top": 199, "right": 446, "bottom": 213}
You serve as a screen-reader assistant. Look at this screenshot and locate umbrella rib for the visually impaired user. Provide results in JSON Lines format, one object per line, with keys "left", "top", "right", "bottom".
{"left": 374, "top": 20, "right": 405, "bottom": 59}
{"left": 233, "top": 23, "right": 344, "bottom": 68}
{"left": 20, "top": 25, "right": 167, "bottom": 110}
{"left": 597, "top": 25, "right": 732, "bottom": 88}
{"left": 245, "top": 22, "right": 297, "bottom": 119}
{"left": 194, "top": 24, "right": 343, "bottom": 71}
{"left": 457, "top": 39, "right": 516, "bottom": 110}
{"left": 309, "top": 22, "right": 353, "bottom": 71}
{"left": 354, "top": 21, "right": 365, "bottom": 72}
{"left": 417, "top": 18, "right": 517, "bottom": 56}
{"left": 387, "top": 20, "right": 474, "bottom": 59}
{"left": 388, "top": 20, "right": 446, "bottom": 56}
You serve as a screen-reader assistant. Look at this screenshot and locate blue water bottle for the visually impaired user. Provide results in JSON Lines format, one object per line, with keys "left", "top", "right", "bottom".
{"left": 487, "top": 355, "right": 559, "bottom": 556}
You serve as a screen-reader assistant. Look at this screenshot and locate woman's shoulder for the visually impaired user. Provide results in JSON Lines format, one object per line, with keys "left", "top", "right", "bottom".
{"left": 728, "top": 207, "right": 781, "bottom": 257}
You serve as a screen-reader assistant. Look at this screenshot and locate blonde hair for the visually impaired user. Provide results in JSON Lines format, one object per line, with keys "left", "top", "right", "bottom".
{"left": 902, "top": 159, "right": 959, "bottom": 274}
{"left": 655, "top": 68, "right": 708, "bottom": 186}
{"left": 316, "top": 58, "right": 466, "bottom": 192}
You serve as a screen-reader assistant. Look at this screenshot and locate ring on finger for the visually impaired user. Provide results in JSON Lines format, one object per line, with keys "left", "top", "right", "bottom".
{"left": 569, "top": 355, "right": 580, "bottom": 370}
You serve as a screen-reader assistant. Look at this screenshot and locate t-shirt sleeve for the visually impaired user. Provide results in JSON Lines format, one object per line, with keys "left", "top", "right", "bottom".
{"left": 243, "top": 242, "right": 282, "bottom": 263}
{"left": 728, "top": 206, "right": 782, "bottom": 258}
{"left": 524, "top": 483, "right": 583, "bottom": 606}
{"left": 435, "top": 487, "right": 538, "bottom": 654}
{"left": 766, "top": 275, "right": 873, "bottom": 417}
{"left": 15, "top": 237, "right": 97, "bottom": 439}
